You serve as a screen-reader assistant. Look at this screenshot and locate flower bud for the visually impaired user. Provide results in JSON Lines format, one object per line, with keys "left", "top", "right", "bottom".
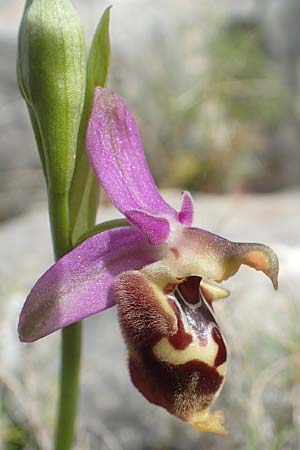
{"left": 17, "top": 0, "right": 86, "bottom": 195}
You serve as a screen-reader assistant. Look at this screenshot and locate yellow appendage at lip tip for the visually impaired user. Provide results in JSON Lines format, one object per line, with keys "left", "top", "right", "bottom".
{"left": 188, "top": 409, "right": 228, "bottom": 435}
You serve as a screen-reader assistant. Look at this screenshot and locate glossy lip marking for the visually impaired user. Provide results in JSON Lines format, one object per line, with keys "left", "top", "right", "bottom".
{"left": 169, "top": 293, "right": 194, "bottom": 341}
{"left": 156, "top": 276, "right": 228, "bottom": 376}
{"left": 174, "top": 277, "right": 222, "bottom": 344}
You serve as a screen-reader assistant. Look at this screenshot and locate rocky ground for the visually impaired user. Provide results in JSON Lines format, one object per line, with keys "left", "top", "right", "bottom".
{"left": 0, "top": 190, "right": 299, "bottom": 450}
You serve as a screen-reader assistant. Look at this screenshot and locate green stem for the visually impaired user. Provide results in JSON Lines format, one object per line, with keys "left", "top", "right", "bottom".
{"left": 54, "top": 323, "right": 82, "bottom": 450}
{"left": 48, "top": 190, "right": 82, "bottom": 450}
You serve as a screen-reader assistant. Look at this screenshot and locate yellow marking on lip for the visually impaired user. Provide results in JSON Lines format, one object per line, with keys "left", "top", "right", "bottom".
{"left": 146, "top": 277, "right": 178, "bottom": 332}
{"left": 153, "top": 325, "right": 224, "bottom": 369}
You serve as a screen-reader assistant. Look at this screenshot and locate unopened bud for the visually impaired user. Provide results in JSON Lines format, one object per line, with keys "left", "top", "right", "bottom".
{"left": 17, "top": 0, "right": 86, "bottom": 195}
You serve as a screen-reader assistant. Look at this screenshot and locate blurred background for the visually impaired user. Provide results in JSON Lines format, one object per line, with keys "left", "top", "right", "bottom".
{"left": 0, "top": 0, "right": 299, "bottom": 449}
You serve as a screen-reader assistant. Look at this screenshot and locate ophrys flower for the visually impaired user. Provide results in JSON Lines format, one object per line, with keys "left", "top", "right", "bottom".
{"left": 19, "top": 88, "right": 279, "bottom": 434}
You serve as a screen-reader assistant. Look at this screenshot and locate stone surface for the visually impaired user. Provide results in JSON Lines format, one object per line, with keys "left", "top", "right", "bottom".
{"left": 0, "top": 191, "right": 299, "bottom": 449}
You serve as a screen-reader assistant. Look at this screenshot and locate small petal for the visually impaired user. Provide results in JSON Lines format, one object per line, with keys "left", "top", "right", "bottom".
{"left": 19, "top": 227, "right": 164, "bottom": 342}
{"left": 178, "top": 191, "right": 194, "bottom": 226}
{"left": 86, "top": 88, "right": 185, "bottom": 242}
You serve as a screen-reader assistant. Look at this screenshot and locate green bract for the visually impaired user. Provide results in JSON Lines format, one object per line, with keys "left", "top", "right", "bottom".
{"left": 69, "top": 7, "right": 111, "bottom": 244}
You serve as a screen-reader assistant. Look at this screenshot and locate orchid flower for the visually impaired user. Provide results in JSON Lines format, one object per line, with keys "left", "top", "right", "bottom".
{"left": 19, "top": 87, "right": 279, "bottom": 435}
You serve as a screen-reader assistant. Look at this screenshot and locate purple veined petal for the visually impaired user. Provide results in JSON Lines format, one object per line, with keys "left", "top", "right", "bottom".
{"left": 86, "top": 87, "right": 180, "bottom": 242}
{"left": 177, "top": 191, "right": 194, "bottom": 226}
{"left": 19, "top": 227, "right": 164, "bottom": 342}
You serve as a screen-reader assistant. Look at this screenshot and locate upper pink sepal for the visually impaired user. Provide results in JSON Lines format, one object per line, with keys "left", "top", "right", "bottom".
{"left": 177, "top": 191, "right": 194, "bottom": 226}
{"left": 86, "top": 87, "right": 190, "bottom": 244}
{"left": 18, "top": 227, "right": 161, "bottom": 342}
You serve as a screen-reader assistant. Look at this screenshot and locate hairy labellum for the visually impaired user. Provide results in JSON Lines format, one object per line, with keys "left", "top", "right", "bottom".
{"left": 116, "top": 273, "right": 228, "bottom": 434}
